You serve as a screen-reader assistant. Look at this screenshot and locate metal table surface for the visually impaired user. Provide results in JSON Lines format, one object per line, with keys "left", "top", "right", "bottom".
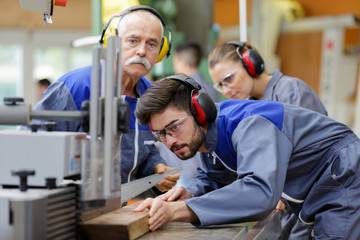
{"left": 138, "top": 222, "right": 248, "bottom": 240}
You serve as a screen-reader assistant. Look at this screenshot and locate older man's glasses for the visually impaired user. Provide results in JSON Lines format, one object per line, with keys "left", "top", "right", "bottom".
{"left": 152, "top": 115, "right": 187, "bottom": 142}
{"left": 213, "top": 70, "right": 238, "bottom": 92}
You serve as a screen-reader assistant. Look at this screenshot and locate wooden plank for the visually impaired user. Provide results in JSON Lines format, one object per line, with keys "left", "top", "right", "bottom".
{"left": 80, "top": 201, "right": 149, "bottom": 240}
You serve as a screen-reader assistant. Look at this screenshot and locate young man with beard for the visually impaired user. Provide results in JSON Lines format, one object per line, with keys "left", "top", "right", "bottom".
{"left": 30, "top": 5, "right": 179, "bottom": 193}
{"left": 134, "top": 74, "right": 360, "bottom": 239}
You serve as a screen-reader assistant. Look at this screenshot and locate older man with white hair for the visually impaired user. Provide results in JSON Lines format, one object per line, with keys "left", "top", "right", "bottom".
{"left": 31, "top": 5, "right": 179, "bottom": 194}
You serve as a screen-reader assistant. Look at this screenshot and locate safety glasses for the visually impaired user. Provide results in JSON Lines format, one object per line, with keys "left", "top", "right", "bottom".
{"left": 151, "top": 115, "right": 187, "bottom": 142}
{"left": 213, "top": 70, "right": 238, "bottom": 92}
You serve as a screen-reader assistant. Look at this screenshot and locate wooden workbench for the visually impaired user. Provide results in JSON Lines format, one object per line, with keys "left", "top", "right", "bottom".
{"left": 138, "top": 210, "right": 281, "bottom": 240}
{"left": 138, "top": 222, "right": 248, "bottom": 240}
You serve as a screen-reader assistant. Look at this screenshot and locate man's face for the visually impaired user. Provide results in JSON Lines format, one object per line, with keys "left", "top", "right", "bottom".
{"left": 150, "top": 107, "right": 206, "bottom": 160}
{"left": 119, "top": 12, "right": 163, "bottom": 80}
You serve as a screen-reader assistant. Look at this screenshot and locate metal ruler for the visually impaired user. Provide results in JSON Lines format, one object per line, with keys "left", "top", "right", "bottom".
{"left": 121, "top": 167, "right": 182, "bottom": 204}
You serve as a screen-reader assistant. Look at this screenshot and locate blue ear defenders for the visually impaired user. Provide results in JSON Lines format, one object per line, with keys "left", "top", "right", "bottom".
{"left": 99, "top": 5, "right": 172, "bottom": 63}
{"left": 226, "top": 41, "right": 265, "bottom": 77}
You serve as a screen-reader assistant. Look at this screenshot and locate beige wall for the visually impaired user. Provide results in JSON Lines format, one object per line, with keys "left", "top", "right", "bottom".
{"left": 0, "top": 0, "right": 91, "bottom": 30}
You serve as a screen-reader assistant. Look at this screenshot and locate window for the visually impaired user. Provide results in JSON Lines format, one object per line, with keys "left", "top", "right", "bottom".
{"left": 0, "top": 29, "right": 93, "bottom": 130}
{"left": 33, "top": 46, "right": 92, "bottom": 83}
{"left": 0, "top": 44, "right": 22, "bottom": 102}
{"left": 0, "top": 44, "right": 22, "bottom": 130}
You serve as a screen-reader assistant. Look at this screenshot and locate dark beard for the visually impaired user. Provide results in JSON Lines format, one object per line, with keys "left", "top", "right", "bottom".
{"left": 170, "top": 123, "right": 206, "bottom": 160}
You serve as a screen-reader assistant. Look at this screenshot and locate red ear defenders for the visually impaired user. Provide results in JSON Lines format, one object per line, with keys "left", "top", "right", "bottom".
{"left": 166, "top": 75, "right": 217, "bottom": 126}
{"left": 99, "top": 5, "right": 172, "bottom": 63}
{"left": 226, "top": 41, "right": 265, "bottom": 77}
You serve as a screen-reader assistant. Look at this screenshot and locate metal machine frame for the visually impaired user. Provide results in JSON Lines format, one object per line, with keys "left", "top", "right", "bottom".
{"left": 0, "top": 35, "right": 127, "bottom": 239}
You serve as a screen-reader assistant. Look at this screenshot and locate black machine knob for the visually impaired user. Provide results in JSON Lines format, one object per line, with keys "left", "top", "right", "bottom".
{"left": 44, "top": 122, "right": 57, "bottom": 132}
{"left": 30, "top": 122, "right": 42, "bottom": 132}
{"left": 45, "top": 177, "right": 57, "bottom": 189}
{"left": 11, "top": 170, "right": 35, "bottom": 192}
{"left": 3, "top": 97, "right": 24, "bottom": 105}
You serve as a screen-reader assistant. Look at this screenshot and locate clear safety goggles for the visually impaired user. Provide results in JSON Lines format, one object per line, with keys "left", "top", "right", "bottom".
{"left": 151, "top": 115, "right": 187, "bottom": 142}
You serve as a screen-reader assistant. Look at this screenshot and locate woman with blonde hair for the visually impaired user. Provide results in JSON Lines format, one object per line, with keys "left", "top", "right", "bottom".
{"left": 208, "top": 41, "right": 327, "bottom": 239}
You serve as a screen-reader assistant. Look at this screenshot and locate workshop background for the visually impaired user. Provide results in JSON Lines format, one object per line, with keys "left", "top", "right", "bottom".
{"left": 0, "top": 0, "right": 359, "bottom": 135}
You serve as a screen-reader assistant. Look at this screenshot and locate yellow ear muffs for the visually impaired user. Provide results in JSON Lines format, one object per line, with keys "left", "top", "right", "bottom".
{"left": 156, "top": 36, "right": 169, "bottom": 63}
{"left": 103, "top": 28, "right": 118, "bottom": 48}
{"left": 100, "top": 6, "right": 172, "bottom": 61}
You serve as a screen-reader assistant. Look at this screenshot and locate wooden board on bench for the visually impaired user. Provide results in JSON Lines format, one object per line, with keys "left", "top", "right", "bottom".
{"left": 80, "top": 201, "right": 149, "bottom": 240}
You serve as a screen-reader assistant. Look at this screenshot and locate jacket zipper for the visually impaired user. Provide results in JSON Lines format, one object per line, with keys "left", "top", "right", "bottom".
{"left": 211, "top": 151, "right": 237, "bottom": 173}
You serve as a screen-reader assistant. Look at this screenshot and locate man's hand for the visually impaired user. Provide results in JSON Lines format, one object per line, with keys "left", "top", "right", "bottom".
{"left": 154, "top": 163, "right": 180, "bottom": 192}
{"left": 159, "top": 186, "right": 194, "bottom": 201}
{"left": 134, "top": 197, "right": 198, "bottom": 231}
{"left": 276, "top": 200, "right": 286, "bottom": 210}
{"left": 134, "top": 197, "right": 174, "bottom": 231}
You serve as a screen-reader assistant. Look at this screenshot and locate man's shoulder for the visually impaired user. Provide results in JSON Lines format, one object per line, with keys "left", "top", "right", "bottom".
{"left": 139, "top": 76, "right": 152, "bottom": 86}
{"left": 58, "top": 65, "right": 92, "bottom": 85}
{"left": 54, "top": 66, "right": 92, "bottom": 109}
{"left": 190, "top": 72, "right": 206, "bottom": 85}
{"left": 138, "top": 76, "right": 153, "bottom": 94}
{"left": 219, "top": 100, "right": 284, "bottom": 120}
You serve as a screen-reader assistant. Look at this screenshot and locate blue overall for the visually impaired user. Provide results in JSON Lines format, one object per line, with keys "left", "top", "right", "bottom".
{"left": 262, "top": 70, "right": 328, "bottom": 239}
{"left": 186, "top": 100, "right": 360, "bottom": 239}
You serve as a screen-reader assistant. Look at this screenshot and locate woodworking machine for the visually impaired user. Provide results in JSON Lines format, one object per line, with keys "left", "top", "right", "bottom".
{"left": 0, "top": 36, "right": 129, "bottom": 240}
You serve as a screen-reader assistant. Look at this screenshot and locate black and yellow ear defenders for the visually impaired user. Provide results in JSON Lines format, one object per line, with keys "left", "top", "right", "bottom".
{"left": 99, "top": 5, "right": 172, "bottom": 63}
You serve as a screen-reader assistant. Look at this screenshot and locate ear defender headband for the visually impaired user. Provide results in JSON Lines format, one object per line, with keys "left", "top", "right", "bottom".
{"left": 166, "top": 75, "right": 217, "bottom": 126}
{"left": 226, "top": 41, "right": 265, "bottom": 77}
{"left": 99, "top": 5, "right": 172, "bottom": 63}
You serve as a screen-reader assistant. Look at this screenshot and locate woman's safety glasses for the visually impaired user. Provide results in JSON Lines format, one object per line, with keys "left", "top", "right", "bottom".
{"left": 213, "top": 70, "right": 238, "bottom": 92}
